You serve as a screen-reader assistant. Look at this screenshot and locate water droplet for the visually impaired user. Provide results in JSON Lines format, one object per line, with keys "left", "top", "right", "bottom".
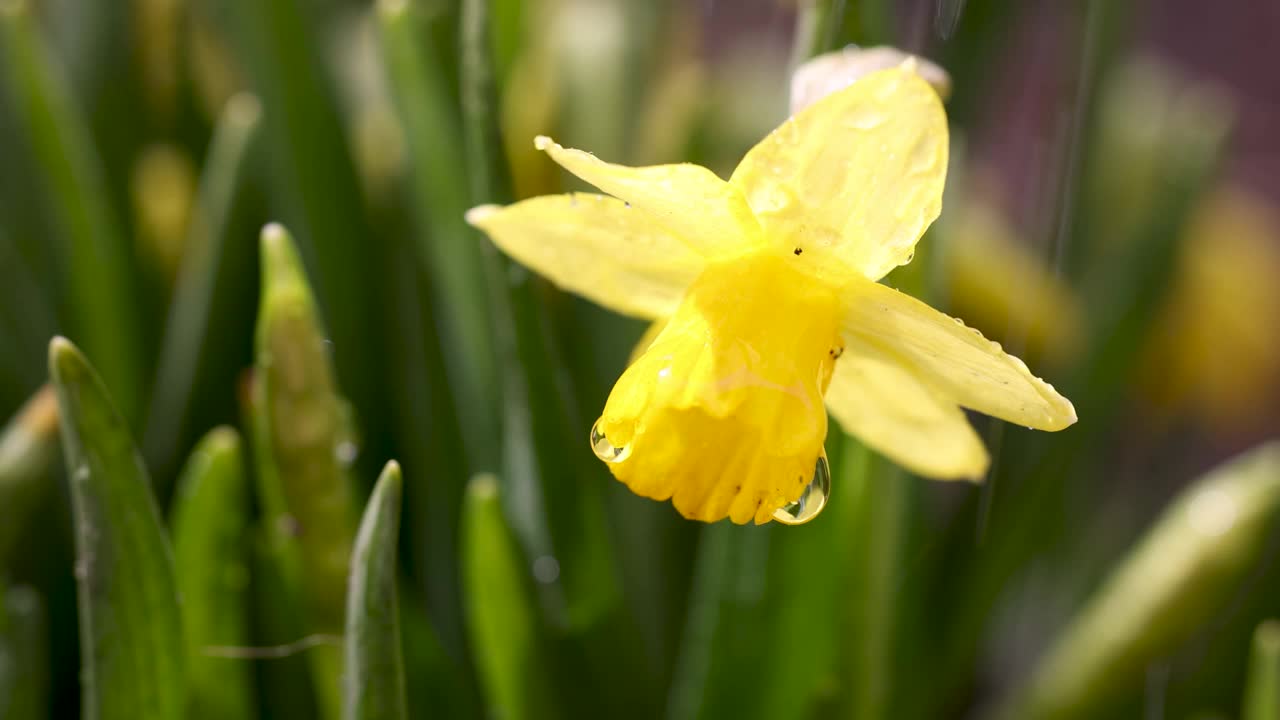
{"left": 334, "top": 440, "right": 359, "bottom": 466}
{"left": 532, "top": 555, "right": 560, "bottom": 584}
{"left": 277, "top": 514, "right": 302, "bottom": 537}
{"left": 773, "top": 454, "right": 830, "bottom": 525}
{"left": 590, "top": 420, "right": 631, "bottom": 464}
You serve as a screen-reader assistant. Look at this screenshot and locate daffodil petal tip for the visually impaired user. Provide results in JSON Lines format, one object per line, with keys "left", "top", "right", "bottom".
{"left": 533, "top": 135, "right": 554, "bottom": 151}
{"left": 1056, "top": 392, "right": 1079, "bottom": 429}
{"left": 464, "top": 204, "right": 500, "bottom": 227}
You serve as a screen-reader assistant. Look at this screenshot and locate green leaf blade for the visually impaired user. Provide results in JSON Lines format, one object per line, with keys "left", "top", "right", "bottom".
{"left": 1245, "top": 621, "right": 1280, "bottom": 720}
{"left": 143, "top": 94, "right": 264, "bottom": 478}
{"left": 171, "top": 426, "right": 255, "bottom": 720}
{"left": 48, "top": 337, "right": 184, "bottom": 720}
{"left": 0, "top": 584, "right": 49, "bottom": 720}
{"left": 343, "top": 460, "right": 408, "bottom": 720}
{"left": 1010, "top": 442, "right": 1280, "bottom": 720}
{"left": 252, "top": 224, "right": 358, "bottom": 720}
{"left": 2, "top": 3, "right": 143, "bottom": 422}
{"left": 462, "top": 474, "right": 555, "bottom": 720}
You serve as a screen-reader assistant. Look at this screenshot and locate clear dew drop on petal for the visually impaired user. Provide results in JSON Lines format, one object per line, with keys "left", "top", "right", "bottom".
{"left": 773, "top": 453, "right": 831, "bottom": 525}
{"left": 590, "top": 419, "right": 632, "bottom": 464}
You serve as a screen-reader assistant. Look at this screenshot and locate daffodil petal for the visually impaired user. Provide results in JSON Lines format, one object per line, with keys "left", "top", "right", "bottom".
{"left": 628, "top": 317, "right": 668, "bottom": 366}
{"left": 466, "top": 193, "right": 703, "bottom": 319}
{"left": 826, "top": 349, "right": 988, "bottom": 479}
{"left": 730, "top": 66, "right": 947, "bottom": 281}
{"left": 842, "top": 279, "right": 1077, "bottom": 431}
{"left": 534, "top": 135, "right": 762, "bottom": 257}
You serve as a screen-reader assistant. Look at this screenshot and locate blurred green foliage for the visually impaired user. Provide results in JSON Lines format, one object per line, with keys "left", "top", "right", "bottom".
{"left": 1, "top": 0, "right": 1278, "bottom": 718}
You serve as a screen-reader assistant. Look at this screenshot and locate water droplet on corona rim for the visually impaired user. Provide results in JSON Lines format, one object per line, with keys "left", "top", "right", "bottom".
{"left": 590, "top": 419, "right": 631, "bottom": 464}
{"left": 773, "top": 454, "right": 831, "bottom": 525}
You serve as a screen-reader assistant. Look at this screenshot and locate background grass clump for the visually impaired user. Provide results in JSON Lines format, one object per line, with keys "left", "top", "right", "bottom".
{"left": 2, "top": 0, "right": 1280, "bottom": 718}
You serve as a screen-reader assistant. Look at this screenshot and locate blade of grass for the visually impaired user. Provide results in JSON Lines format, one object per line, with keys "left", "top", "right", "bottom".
{"left": 0, "top": 224, "right": 57, "bottom": 394}
{"left": 0, "top": 385, "right": 58, "bottom": 564}
{"left": 379, "top": 235, "right": 472, "bottom": 656}
{"left": 840, "top": 223, "right": 933, "bottom": 720}
{"left": 48, "top": 337, "right": 184, "bottom": 720}
{"left": 1, "top": 2, "right": 142, "bottom": 423}
{"left": 1002, "top": 442, "right": 1280, "bottom": 720}
{"left": 222, "top": 0, "right": 391, "bottom": 468}
{"left": 462, "top": 474, "right": 556, "bottom": 719}
{"left": 668, "top": 445, "right": 897, "bottom": 720}
{"left": 253, "top": 224, "right": 359, "bottom": 720}
{"left": 665, "top": 523, "right": 771, "bottom": 720}
{"left": 844, "top": 461, "right": 918, "bottom": 720}
{"left": 247, "top": 529, "right": 324, "bottom": 720}
{"left": 343, "top": 460, "right": 408, "bottom": 720}
{"left": 171, "top": 426, "right": 255, "bottom": 720}
{"left": 398, "top": 585, "right": 479, "bottom": 719}
{"left": 460, "top": 0, "right": 619, "bottom": 632}
{"left": 376, "top": 0, "right": 496, "bottom": 468}
{"left": 1245, "top": 621, "right": 1280, "bottom": 720}
{"left": 0, "top": 585, "right": 48, "bottom": 720}
{"left": 752, "top": 441, "right": 858, "bottom": 719}
{"left": 143, "top": 94, "right": 263, "bottom": 480}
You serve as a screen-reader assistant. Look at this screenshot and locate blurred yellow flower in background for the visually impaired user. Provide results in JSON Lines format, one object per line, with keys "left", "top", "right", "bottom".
{"left": 938, "top": 173, "right": 1084, "bottom": 366}
{"left": 468, "top": 65, "right": 1076, "bottom": 525}
{"left": 1143, "top": 185, "right": 1280, "bottom": 433}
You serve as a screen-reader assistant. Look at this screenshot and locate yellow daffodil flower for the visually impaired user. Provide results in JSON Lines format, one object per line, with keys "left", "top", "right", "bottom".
{"left": 1143, "top": 186, "right": 1280, "bottom": 433}
{"left": 939, "top": 172, "right": 1084, "bottom": 365}
{"left": 467, "top": 65, "right": 1076, "bottom": 526}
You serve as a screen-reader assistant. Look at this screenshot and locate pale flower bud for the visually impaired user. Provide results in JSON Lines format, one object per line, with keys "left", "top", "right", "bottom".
{"left": 790, "top": 45, "right": 951, "bottom": 115}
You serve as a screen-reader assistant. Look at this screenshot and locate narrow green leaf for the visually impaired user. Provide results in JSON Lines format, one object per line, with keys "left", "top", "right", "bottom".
{"left": 845, "top": 466, "right": 917, "bottom": 720}
{"left": 0, "top": 585, "right": 48, "bottom": 720}
{"left": 255, "top": 222, "right": 358, "bottom": 626}
{"left": 379, "top": 241, "right": 473, "bottom": 659}
{"left": 343, "top": 460, "right": 407, "bottom": 720}
{"left": 47, "top": 337, "right": 184, "bottom": 720}
{"left": 376, "top": 0, "right": 496, "bottom": 465}
{"left": 0, "top": 223, "right": 56, "bottom": 395}
{"left": 253, "top": 224, "right": 358, "bottom": 720}
{"left": 1, "top": 2, "right": 142, "bottom": 422}
{"left": 665, "top": 523, "right": 770, "bottom": 720}
{"left": 664, "top": 462, "right": 867, "bottom": 720}
{"left": 755, "top": 439, "right": 881, "bottom": 720}
{"left": 171, "top": 426, "right": 255, "bottom": 720}
{"left": 460, "top": 0, "right": 619, "bottom": 631}
{"left": 0, "top": 385, "right": 58, "bottom": 564}
{"left": 462, "top": 474, "right": 555, "bottom": 719}
{"left": 248, "top": 529, "right": 324, "bottom": 720}
{"left": 1007, "top": 442, "right": 1280, "bottom": 720}
{"left": 143, "top": 94, "right": 263, "bottom": 478}
{"left": 789, "top": 0, "right": 839, "bottom": 68}
{"left": 1245, "top": 621, "right": 1280, "bottom": 720}
{"left": 221, "top": 0, "right": 389, "bottom": 453}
